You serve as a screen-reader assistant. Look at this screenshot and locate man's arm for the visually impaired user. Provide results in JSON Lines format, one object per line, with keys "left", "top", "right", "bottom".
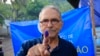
{"left": 16, "top": 41, "right": 31, "bottom": 56}
{"left": 16, "top": 39, "right": 39, "bottom": 56}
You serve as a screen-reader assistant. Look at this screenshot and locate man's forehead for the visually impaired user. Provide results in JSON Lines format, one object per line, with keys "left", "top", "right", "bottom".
{"left": 39, "top": 8, "right": 61, "bottom": 18}
{"left": 41, "top": 8, "right": 59, "bottom": 14}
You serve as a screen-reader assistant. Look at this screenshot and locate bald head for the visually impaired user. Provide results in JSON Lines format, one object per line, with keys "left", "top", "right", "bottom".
{"left": 38, "top": 5, "right": 63, "bottom": 36}
{"left": 39, "top": 5, "right": 61, "bottom": 20}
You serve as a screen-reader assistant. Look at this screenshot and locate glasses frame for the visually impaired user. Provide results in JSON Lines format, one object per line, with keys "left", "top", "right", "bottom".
{"left": 39, "top": 18, "right": 61, "bottom": 25}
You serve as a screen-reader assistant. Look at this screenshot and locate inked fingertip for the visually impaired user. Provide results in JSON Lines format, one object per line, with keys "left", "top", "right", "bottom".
{"left": 45, "top": 30, "right": 49, "bottom": 37}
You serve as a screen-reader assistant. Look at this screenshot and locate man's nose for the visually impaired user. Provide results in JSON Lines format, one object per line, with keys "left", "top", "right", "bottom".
{"left": 47, "top": 21, "right": 53, "bottom": 27}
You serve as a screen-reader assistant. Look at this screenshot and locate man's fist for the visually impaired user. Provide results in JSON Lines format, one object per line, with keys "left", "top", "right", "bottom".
{"left": 27, "top": 44, "right": 50, "bottom": 56}
{"left": 27, "top": 31, "right": 50, "bottom": 56}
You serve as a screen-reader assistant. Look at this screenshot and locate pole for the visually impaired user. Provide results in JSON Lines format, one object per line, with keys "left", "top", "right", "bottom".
{"left": 89, "top": 0, "right": 97, "bottom": 56}
{"left": 89, "top": 0, "right": 97, "bottom": 39}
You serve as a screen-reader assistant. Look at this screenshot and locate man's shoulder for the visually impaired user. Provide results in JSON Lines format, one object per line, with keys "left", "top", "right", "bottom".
{"left": 60, "top": 38, "right": 75, "bottom": 48}
{"left": 24, "top": 38, "right": 42, "bottom": 44}
{"left": 59, "top": 38, "right": 77, "bottom": 56}
{"left": 22, "top": 38, "right": 42, "bottom": 49}
{"left": 17, "top": 38, "right": 42, "bottom": 56}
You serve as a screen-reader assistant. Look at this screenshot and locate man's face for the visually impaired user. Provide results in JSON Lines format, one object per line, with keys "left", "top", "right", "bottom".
{"left": 39, "top": 8, "right": 62, "bottom": 38}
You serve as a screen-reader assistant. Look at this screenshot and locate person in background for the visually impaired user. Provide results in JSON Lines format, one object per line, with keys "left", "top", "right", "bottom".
{"left": 17, "top": 5, "right": 77, "bottom": 56}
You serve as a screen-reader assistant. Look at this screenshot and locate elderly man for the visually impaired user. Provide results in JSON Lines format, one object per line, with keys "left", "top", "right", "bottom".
{"left": 17, "top": 5, "right": 77, "bottom": 56}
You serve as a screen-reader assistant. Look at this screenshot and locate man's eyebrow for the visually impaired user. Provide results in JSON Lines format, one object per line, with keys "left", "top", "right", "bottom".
{"left": 41, "top": 18, "right": 52, "bottom": 20}
{"left": 52, "top": 18, "right": 59, "bottom": 20}
{"left": 39, "top": 19, "right": 48, "bottom": 22}
{"left": 40, "top": 17, "right": 60, "bottom": 21}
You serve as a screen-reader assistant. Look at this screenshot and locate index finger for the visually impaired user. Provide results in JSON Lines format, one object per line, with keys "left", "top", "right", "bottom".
{"left": 43, "top": 30, "right": 49, "bottom": 46}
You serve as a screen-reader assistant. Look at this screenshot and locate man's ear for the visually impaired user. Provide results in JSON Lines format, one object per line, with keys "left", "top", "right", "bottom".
{"left": 61, "top": 20, "right": 63, "bottom": 27}
{"left": 37, "top": 23, "right": 42, "bottom": 34}
{"left": 60, "top": 20, "right": 63, "bottom": 30}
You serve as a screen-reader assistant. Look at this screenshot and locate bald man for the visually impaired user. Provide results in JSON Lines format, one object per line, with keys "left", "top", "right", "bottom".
{"left": 17, "top": 5, "right": 77, "bottom": 56}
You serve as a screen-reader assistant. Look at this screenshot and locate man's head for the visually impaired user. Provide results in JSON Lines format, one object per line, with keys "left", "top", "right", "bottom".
{"left": 38, "top": 5, "right": 63, "bottom": 38}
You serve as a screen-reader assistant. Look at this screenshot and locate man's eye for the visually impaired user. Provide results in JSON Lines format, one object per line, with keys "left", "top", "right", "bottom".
{"left": 43, "top": 20, "right": 49, "bottom": 22}
{"left": 52, "top": 19, "right": 60, "bottom": 22}
{"left": 40, "top": 19, "right": 60, "bottom": 24}
{"left": 40, "top": 20, "right": 48, "bottom": 23}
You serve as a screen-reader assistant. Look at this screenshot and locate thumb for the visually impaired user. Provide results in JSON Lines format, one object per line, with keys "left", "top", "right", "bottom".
{"left": 44, "top": 50, "right": 50, "bottom": 56}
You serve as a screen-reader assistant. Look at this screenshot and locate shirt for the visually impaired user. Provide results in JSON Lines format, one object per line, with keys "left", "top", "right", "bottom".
{"left": 17, "top": 36, "right": 77, "bottom": 56}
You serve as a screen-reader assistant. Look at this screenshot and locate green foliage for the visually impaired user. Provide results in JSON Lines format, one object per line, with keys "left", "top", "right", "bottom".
{"left": 26, "top": 0, "right": 45, "bottom": 20}
{"left": 58, "top": 2, "right": 73, "bottom": 13}
{"left": 0, "top": 16, "right": 4, "bottom": 25}
{"left": 0, "top": 3, "right": 12, "bottom": 19}
{"left": 0, "top": 3, "right": 12, "bottom": 25}
{"left": 0, "top": 0, "right": 73, "bottom": 22}
{"left": 11, "top": 0, "right": 27, "bottom": 21}
{"left": 10, "top": 0, "right": 48, "bottom": 21}
{"left": 46, "top": 0, "right": 73, "bottom": 13}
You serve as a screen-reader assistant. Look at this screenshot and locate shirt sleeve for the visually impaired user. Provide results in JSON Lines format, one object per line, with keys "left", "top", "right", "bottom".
{"left": 16, "top": 38, "right": 40, "bottom": 56}
{"left": 16, "top": 41, "right": 32, "bottom": 56}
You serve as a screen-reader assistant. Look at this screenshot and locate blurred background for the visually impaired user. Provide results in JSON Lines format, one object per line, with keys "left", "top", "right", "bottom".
{"left": 0, "top": 0, "right": 100, "bottom": 56}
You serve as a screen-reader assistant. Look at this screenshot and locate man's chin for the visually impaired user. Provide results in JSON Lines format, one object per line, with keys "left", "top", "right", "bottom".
{"left": 48, "top": 34, "right": 57, "bottom": 38}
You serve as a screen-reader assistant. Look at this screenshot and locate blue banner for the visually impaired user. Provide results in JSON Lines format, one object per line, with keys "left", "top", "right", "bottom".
{"left": 10, "top": 6, "right": 95, "bottom": 56}
{"left": 79, "top": 0, "right": 100, "bottom": 27}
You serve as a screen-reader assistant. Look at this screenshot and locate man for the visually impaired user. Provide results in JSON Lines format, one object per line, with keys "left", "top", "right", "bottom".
{"left": 17, "top": 5, "right": 77, "bottom": 56}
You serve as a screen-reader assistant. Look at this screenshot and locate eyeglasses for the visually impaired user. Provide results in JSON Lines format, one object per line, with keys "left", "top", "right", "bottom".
{"left": 39, "top": 19, "right": 61, "bottom": 25}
